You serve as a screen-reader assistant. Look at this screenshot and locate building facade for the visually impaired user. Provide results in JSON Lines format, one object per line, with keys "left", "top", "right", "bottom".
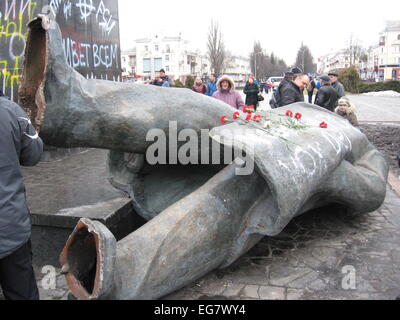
{"left": 376, "top": 21, "right": 400, "bottom": 81}
{"left": 317, "top": 50, "right": 355, "bottom": 74}
{"left": 121, "top": 48, "right": 137, "bottom": 80}
{"left": 134, "top": 33, "right": 211, "bottom": 83}
{"left": 131, "top": 34, "right": 251, "bottom": 86}
{"left": 318, "top": 21, "right": 400, "bottom": 82}
{"left": 224, "top": 55, "right": 251, "bottom": 88}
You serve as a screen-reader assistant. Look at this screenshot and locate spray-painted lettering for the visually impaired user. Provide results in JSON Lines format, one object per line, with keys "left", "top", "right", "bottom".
{"left": 0, "top": 0, "right": 121, "bottom": 100}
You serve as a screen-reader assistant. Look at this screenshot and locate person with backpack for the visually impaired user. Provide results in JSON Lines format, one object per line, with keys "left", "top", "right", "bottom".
{"left": 269, "top": 67, "right": 303, "bottom": 109}
{"left": 278, "top": 74, "right": 309, "bottom": 107}
{"left": 270, "top": 72, "right": 292, "bottom": 109}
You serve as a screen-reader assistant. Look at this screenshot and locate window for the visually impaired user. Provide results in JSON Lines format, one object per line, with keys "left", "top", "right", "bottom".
{"left": 393, "top": 45, "right": 400, "bottom": 53}
{"left": 165, "top": 55, "right": 169, "bottom": 61}
{"left": 143, "top": 58, "right": 151, "bottom": 73}
{"left": 155, "top": 45, "right": 159, "bottom": 51}
{"left": 398, "top": 34, "right": 400, "bottom": 40}
{"left": 145, "top": 46, "right": 148, "bottom": 51}
{"left": 166, "top": 66, "right": 169, "bottom": 72}
{"left": 166, "top": 45, "right": 170, "bottom": 53}
{"left": 154, "top": 58, "right": 162, "bottom": 71}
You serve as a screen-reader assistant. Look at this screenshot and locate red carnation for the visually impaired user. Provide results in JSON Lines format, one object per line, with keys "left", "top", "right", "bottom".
{"left": 253, "top": 115, "right": 262, "bottom": 122}
{"left": 320, "top": 122, "right": 328, "bottom": 129}
{"left": 286, "top": 110, "right": 293, "bottom": 118}
{"left": 220, "top": 116, "right": 228, "bottom": 124}
{"left": 295, "top": 113, "right": 302, "bottom": 120}
{"left": 244, "top": 106, "right": 255, "bottom": 113}
{"left": 245, "top": 113, "right": 252, "bottom": 121}
{"left": 233, "top": 112, "right": 240, "bottom": 120}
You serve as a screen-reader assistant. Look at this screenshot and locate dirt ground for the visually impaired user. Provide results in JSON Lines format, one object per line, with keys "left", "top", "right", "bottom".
{"left": 359, "top": 123, "right": 400, "bottom": 177}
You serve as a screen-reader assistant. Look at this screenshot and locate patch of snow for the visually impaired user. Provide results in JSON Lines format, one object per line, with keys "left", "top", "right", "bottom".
{"left": 362, "top": 90, "right": 400, "bottom": 97}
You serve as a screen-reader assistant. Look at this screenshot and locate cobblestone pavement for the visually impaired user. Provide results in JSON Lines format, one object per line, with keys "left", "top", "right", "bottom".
{"left": 1, "top": 144, "right": 399, "bottom": 301}
{"left": 3, "top": 185, "right": 397, "bottom": 301}
{"left": 163, "top": 187, "right": 400, "bottom": 300}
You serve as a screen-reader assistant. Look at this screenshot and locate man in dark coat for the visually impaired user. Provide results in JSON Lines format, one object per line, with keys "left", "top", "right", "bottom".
{"left": 314, "top": 75, "right": 339, "bottom": 112}
{"left": 270, "top": 67, "right": 303, "bottom": 108}
{"left": 0, "top": 97, "right": 43, "bottom": 300}
{"left": 243, "top": 76, "right": 260, "bottom": 110}
{"left": 279, "top": 73, "right": 310, "bottom": 107}
{"left": 328, "top": 72, "right": 345, "bottom": 99}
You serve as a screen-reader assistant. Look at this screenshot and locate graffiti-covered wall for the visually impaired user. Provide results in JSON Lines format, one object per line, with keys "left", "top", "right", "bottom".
{"left": 0, "top": 0, "right": 121, "bottom": 101}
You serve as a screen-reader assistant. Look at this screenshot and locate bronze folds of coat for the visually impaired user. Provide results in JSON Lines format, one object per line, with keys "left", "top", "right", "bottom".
{"left": 19, "top": 17, "right": 389, "bottom": 300}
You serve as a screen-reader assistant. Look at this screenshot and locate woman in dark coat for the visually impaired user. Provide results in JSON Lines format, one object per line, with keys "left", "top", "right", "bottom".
{"left": 243, "top": 76, "right": 260, "bottom": 110}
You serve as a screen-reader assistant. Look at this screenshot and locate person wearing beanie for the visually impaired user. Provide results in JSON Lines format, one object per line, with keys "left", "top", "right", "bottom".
{"left": 269, "top": 70, "right": 296, "bottom": 108}
{"left": 335, "top": 97, "right": 359, "bottom": 127}
{"left": 212, "top": 75, "right": 244, "bottom": 110}
{"left": 291, "top": 67, "right": 303, "bottom": 76}
{"left": 243, "top": 76, "right": 260, "bottom": 110}
{"left": 328, "top": 72, "right": 345, "bottom": 99}
{"left": 277, "top": 73, "right": 309, "bottom": 107}
{"left": 314, "top": 74, "right": 338, "bottom": 112}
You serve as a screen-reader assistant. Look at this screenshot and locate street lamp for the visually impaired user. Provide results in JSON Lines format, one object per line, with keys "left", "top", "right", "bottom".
{"left": 254, "top": 51, "right": 263, "bottom": 80}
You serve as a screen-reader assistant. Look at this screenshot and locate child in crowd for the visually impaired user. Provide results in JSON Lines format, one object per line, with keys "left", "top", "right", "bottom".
{"left": 335, "top": 97, "right": 359, "bottom": 127}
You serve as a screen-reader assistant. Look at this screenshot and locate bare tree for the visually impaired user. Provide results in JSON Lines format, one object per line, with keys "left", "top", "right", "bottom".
{"left": 294, "top": 43, "right": 317, "bottom": 74}
{"left": 207, "top": 20, "right": 226, "bottom": 76}
{"left": 250, "top": 42, "right": 288, "bottom": 80}
{"left": 346, "top": 34, "right": 363, "bottom": 66}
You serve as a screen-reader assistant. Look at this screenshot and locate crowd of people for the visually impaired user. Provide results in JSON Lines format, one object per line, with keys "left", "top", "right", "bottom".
{"left": 267, "top": 68, "right": 357, "bottom": 126}
{"left": 147, "top": 66, "right": 358, "bottom": 127}
{"left": 176, "top": 66, "right": 357, "bottom": 127}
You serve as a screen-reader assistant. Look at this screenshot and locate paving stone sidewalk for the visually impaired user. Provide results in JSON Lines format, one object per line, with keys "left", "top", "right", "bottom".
{"left": 1, "top": 149, "right": 399, "bottom": 300}
{"left": 163, "top": 186, "right": 400, "bottom": 300}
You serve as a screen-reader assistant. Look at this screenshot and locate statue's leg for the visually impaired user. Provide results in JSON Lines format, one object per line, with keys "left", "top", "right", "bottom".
{"left": 60, "top": 162, "right": 268, "bottom": 300}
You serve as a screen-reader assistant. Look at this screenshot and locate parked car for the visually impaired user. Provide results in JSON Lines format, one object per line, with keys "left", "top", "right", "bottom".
{"left": 266, "top": 77, "right": 284, "bottom": 91}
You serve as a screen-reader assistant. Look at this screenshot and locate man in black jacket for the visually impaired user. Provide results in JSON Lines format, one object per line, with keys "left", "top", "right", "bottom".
{"left": 0, "top": 97, "right": 43, "bottom": 300}
{"left": 270, "top": 68, "right": 305, "bottom": 108}
{"left": 279, "top": 73, "right": 310, "bottom": 107}
{"left": 314, "top": 75, "right": 339, "bottom": 112}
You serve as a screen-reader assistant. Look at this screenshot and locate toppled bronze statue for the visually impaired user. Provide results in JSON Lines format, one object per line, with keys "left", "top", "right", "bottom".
{"left": 19, "top": 16, "right": 389, "bottom": 300}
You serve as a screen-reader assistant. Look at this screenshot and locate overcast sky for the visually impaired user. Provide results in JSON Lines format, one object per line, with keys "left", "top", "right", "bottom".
{"left": 119, "top": 0, "right": 400, "bottom": 66}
